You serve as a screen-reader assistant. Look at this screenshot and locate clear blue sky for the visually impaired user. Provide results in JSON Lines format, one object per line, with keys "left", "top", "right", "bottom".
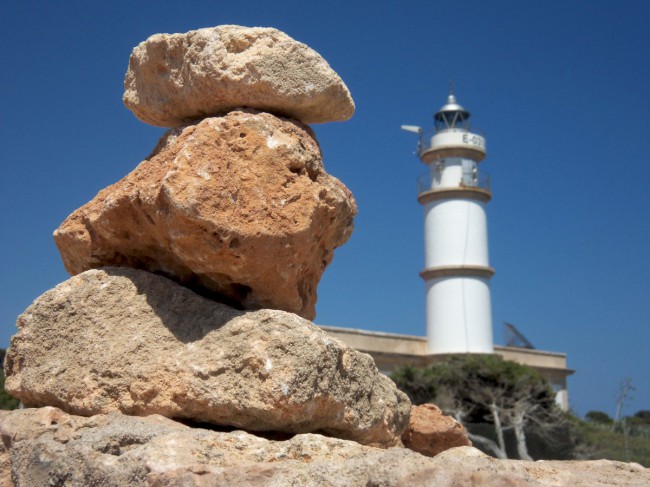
{"left": 1, "top": 1, "right": 648, "bottom": 418}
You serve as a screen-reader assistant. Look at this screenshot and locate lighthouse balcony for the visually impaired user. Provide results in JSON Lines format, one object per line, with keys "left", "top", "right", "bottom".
{"left": 417, "top": 169, "right": 491, "bottom": 204}
{"left": 418, "top": 128, "right": 487, "bottom": 163}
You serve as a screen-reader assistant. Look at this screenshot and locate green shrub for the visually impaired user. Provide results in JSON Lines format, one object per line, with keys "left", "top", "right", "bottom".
{"left": 585, "top": 410, "right": 614, "bottom": 424}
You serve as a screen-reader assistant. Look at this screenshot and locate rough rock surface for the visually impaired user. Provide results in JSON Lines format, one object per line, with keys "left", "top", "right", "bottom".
{"left": 53, "top": 111, "right": 357, "bottom": 319}
{"left": 123, "top": 25, "right": 355, "bottom": 126}
{"left": 2, "top": 408, "right": 648, "bottom": 487}
{"left": 401, "top": 403, "right": 472, "bottom": 457}
{"left": 4, "top": 268, "right": 409, "bottom": 447}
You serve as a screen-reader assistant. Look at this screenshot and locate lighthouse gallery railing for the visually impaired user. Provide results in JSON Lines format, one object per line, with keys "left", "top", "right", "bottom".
{"left": 417, "top": 169, "right": 491, "bottom": 196}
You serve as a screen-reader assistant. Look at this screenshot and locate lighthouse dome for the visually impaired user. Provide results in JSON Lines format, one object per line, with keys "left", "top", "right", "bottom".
{"left": 434, "top": 93, "right": 471, "bottom": 130}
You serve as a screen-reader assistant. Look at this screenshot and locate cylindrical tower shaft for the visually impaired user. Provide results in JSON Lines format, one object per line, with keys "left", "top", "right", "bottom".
{"left": 414, "top": 91, "right": 494, "bottom": 354}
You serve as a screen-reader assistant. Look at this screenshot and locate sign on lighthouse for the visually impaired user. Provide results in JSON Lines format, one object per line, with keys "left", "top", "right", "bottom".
{"left": 402, "top": 87, "right": 494, "bottom": 354}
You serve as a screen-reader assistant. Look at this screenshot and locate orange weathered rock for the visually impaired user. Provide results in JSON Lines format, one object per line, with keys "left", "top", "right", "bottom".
{"left": 53, "top": 110, "right": 356, "bottom": 319}
{"left": 402, "top": 403, "right": 472, "bottom": 457}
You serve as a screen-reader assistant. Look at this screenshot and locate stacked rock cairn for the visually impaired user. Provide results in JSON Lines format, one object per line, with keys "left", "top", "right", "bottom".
{"left": 5, "top": 25, "right": 648, "bottom": 487}
{"left": 5, "top": 26, "right": 413, "bottom": 450}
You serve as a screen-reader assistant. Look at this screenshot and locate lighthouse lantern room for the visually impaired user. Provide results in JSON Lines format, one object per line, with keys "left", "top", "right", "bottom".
{"left": 402, "top": 87, "right": 494, "bottom": 354}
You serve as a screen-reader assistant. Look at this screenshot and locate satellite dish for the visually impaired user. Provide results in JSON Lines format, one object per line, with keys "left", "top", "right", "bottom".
{"left": 504, "top": 322, "right": 535, "bottom": 349}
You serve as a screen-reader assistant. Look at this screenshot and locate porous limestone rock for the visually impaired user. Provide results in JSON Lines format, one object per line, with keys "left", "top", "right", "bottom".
{"left": 123, "top": 25, "right": 355, "bottom": 126}
{"left": 2, "top": 408, "right": 648, "bottom": 487}
{"left": 4, "top": 268, "right": 409, "bottom": 447}
{"left": 394, "top": 446, "right": 650, "bottom": 487}
{"left": 401, "top": 403, "right": 472, "bottom": 457}
{"left": 53, "top": 110, "right": 357, "bottom": 319}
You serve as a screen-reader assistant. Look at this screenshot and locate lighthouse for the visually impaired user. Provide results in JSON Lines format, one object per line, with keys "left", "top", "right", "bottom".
{"left": 402, "top": 88, "right": 494, "bottom": 354}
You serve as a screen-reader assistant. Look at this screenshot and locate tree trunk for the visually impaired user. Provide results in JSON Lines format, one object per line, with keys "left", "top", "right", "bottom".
{"left": 513, "top": 413, "right": 533, "bottom": 461}
{"left": 449, "top": 407, "right": 508, "bottom": 459}
{"left": 466, "top": 432, "right": 508, "bottom": 459}
{"left": 489, "top": 403, "right": 507, "bottom": 456}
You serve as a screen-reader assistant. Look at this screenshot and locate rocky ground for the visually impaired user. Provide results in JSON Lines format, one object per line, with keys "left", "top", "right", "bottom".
{"left": 2, "top": 407, "right": 648, "bottom": 486}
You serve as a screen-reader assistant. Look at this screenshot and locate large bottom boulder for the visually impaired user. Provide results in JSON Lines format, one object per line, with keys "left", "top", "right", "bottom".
{"left": 1, "top": 408, "right": 648, "bottom": 487}
{"left": 4, "top": 268, "right": 409, "bottom": 447}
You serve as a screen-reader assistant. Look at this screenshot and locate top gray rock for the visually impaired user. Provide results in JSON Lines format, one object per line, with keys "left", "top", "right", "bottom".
{"left": 123, "top": 25, "right": 355, "bottom": 126}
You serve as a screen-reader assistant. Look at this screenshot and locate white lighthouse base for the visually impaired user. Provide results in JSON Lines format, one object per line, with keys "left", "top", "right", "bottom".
{"left": 425, "top": 275, "right": 494, "bottom": 354}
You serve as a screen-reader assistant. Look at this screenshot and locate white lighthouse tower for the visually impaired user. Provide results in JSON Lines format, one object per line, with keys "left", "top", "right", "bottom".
{"left": 403, "top": 88, "right": 494, "bottom": 354}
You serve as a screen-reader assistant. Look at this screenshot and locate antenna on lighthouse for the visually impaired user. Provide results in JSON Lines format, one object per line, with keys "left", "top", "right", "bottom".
{"left": 401, "top": 125, "right": 423, "bottom": 156}
{"left": 400, "top": 125, "right": 422, "bottom": 134}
